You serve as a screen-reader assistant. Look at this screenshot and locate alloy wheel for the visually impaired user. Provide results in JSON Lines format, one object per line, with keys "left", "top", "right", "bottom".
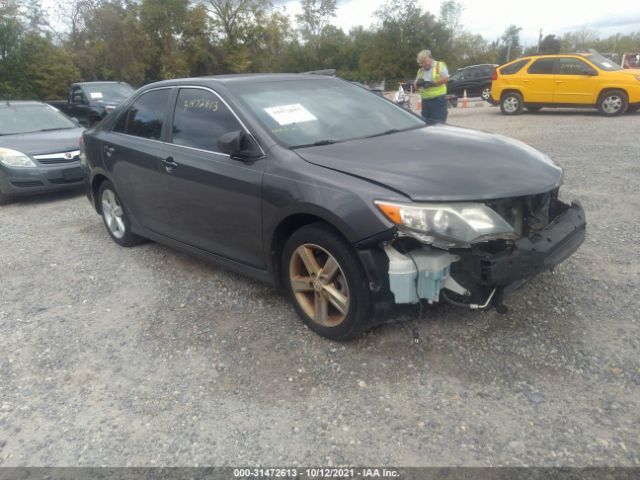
{"left": 602, "top": 95, "right": 622, "bottom": 114}
{"left": 481, "top": 88, "right": 491, "bottom": 100}
{"left": 503, "top": 96, "right": 519, "bottom": 113}
{"left": 289, "top": 244, "right": 350, "bottom": 327}
{"left": 101, "top": 188, "right": 126, "bottom": 239}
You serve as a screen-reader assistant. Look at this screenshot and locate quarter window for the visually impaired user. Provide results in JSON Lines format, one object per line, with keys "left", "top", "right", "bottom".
{"left": 527, "top": 58, "right": 555, "bottom": 74}
{"left": 171, "top": 88, "right": 242, "bottom": 152}
{"left": 113, "top": 89, "right": 171, "bottom": 140}
{"left": 557, "top": 58, "right": 596, "bottom": 75}
{"left": 499, "top": 59, "right": 529, "bottom": 75}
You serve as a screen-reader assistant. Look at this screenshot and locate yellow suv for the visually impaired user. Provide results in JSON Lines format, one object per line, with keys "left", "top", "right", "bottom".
{"left": 491, "top": 53, "right": 640, "bottom": 116}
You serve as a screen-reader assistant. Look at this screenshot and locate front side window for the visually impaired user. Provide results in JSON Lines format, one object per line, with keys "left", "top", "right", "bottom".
{"left": 71, "top": 88, "right": 84, "bottom": 104}
{"left": 527, "top": 58, "right": 556, "bottom": 74}
{"left": 171, "top": 88, "right": 242, "bottom": 152}
{"left": 228, "top": 78, "right": 425, "bottom": 148}
{"left": 557, "top": 58, "right": 597, "bottom": 75}
{"left": 113, "top": 89, "right": 171, "bottom": 140}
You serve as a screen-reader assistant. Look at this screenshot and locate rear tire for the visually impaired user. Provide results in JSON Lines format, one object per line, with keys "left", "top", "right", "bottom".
{"left": 98, "top": 180, "right": 145, "bottom": 247}
{"left": 282, "top": 223, "right": 373, "bottom": 341}
{"left": 597, "top": 90, "right": 628, "bottom": 116}
{"left": 481, "top": 87, "right": 491, "bottom": 101}
{"left": 500, "top": 92, "right": 524, "bottom": 115}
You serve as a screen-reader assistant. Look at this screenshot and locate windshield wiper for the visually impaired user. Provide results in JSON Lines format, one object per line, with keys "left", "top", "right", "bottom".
{"left": 365, "top": 128, "right": 400, "bottom": 139}
{"left": 38, "top": 127, "right": 74, "bottom": 132}
{"left": 290, "top": 139, "right": 339, "bottom": 149}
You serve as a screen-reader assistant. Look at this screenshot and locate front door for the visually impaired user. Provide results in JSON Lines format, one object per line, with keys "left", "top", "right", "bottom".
{"left": 553, "top": 57, "right": 600, "bottom": 105}
{"left": 158, "top": 87, "right": 266, "bottom": 267}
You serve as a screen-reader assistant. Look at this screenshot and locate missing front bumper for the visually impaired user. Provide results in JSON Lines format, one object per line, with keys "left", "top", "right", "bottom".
{"left": 382, "top": 200, "right": 586, "bottom": 309}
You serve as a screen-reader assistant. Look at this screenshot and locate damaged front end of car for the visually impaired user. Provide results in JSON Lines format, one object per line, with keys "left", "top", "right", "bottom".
{"left": 372, "top": 189, "right": 586, "bottom": 313}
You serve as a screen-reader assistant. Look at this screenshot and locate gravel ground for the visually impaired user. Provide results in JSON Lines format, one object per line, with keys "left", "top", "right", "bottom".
{"left": 1, "top": 107, "right": 639, "bottom": 467}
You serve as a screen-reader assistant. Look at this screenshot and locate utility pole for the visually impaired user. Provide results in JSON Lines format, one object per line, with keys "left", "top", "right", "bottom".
{"left": 506, "top": 41, "right": 511, "bottom": 62}
{"left": 537, "top": 29, "right": 543, "bottom": 53}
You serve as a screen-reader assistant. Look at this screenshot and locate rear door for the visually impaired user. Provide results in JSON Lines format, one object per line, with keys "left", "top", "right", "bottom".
{"left": 157, "top": 86, "right": 266, "bottom": 267}
{"left": 522, "top": 58, "right": 556, "bottom": 103}
{"left": 553, "top": 57, "right": 600, "bottom": 104}
{"left": 101, "top": 87, "right": 174, "bottom": 233}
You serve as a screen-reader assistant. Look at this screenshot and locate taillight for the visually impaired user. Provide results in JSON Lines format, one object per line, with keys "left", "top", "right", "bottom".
{"left": 492, "top": 70, "right": 498, "bottom": 81}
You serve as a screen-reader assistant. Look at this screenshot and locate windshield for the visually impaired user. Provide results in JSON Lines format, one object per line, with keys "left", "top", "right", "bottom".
{"left": 0, "top": 104, "right": 77, "bottom": 135}
{"left": 228, "top": 78, "right": 425, "bottom": 148}
{"left": 83, "top": 83, "right": 134, "bottom": 103}
{"left": 585, "top": 54, "right": 622, "bottom": 71}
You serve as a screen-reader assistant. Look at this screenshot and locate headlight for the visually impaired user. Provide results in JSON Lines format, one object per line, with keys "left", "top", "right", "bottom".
{"left": 0, "top": 148, "right": 37, "bottom": 168}
{"left": 375, "top": 200, "right": 516, "bottom": 246}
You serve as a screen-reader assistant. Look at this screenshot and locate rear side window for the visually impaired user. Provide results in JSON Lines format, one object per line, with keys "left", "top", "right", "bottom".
{"left": 557, "top": 58, "right": 597, "bottom": 75}
{"left": 170, "top": 88, "right": 242, "bottom": 152}
{"left": 527, "top": 58, "right": 555, "bottom": 74}
{"left": 499, "top": 59, "right": 529, "bottom": 75}
{"left": 113, "top": 89, "right": 171, "bottom": 140}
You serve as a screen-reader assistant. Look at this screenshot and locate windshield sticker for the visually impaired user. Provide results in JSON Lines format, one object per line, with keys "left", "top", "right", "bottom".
{"left": 89, "top": 92, "right": 103, "bottom": 100}
{"left": 264, "top": 104, "right": 317, "bottom": 126}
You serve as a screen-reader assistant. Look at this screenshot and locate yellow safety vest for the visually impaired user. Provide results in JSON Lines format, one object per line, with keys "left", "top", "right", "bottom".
{"left": 416, "top": 61, "right": 447, "bottom": 100}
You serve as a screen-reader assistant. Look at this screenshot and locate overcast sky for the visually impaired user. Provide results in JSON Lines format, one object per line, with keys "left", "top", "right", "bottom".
{"left": 275, "top": 0, "right": 640, "bottom": 45}
{"left": 42, "top": 0, "right": 640, "bottom": 45}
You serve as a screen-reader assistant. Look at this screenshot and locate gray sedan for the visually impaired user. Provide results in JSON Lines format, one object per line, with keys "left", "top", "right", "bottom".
{"left": 0, "top": 101, "right": 85, "bottom": 205}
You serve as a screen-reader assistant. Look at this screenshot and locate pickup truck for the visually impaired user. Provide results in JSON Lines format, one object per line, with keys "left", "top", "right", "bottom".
{"left": 47, "top": 81, "right": 134, "bottom": 127}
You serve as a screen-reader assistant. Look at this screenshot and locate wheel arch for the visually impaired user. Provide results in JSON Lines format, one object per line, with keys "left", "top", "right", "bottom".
{"left": 596, "top": 87, "right": 629, "bottom": 103}
{"left": 91, "top": 173, "right": 109, "bottom": 213}
{"left": 268, "top": 210, "right": 354, "bottom": 289}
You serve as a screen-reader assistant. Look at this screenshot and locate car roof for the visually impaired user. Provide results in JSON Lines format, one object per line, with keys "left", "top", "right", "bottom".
{"left": 142, "top": 73, "right": 338, "bottom": 90}
{"left": 460, "top": 64, "right": 498, "bottom": 69}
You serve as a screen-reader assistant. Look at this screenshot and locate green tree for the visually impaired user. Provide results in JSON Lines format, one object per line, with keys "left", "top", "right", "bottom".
{"left": 296, "top": 0, "right": 337, "bottom": 66}
{"left": 499, "top": 24, "right": 522, "bottom": 63}
{"left": 540, "top": 34, "right": 561, "bottom": 54}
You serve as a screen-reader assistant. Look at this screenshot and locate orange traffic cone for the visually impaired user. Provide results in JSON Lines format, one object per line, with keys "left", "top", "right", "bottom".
{"left": 462, "top": 89, "right": 468, "bottom": 108}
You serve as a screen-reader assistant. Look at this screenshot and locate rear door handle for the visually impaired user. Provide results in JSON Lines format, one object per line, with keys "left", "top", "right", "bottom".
{"left": 161, "top": 156, "right": 178, "bottom": 172}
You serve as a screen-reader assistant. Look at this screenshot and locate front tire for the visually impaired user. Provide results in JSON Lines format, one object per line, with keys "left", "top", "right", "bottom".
{"left": 282, "top": 223, "right": 373, "bottom": 341}
{"left": 500, "top": 92, "right": 524, "bottom": 115}
{"left": 597, "top": 90, "right": 628, "bottom": 116}
{"left": 98, "top": 180, "right": 145, "bottom": 247}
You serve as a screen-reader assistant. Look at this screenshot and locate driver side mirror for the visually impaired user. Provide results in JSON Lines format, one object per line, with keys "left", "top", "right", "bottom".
{"left": 585, "top": 70, "right": 598, "bottom": 76}
{"left": 218, "top": 130, "right": 262, "bottom": 160}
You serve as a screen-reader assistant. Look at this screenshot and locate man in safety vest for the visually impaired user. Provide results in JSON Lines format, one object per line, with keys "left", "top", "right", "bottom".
{"left": 415, "top": 49, "right": 449, "bottom": 123}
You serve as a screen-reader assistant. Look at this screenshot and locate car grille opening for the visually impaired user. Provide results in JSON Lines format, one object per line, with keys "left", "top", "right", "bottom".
{"left": 37, "top": 156, "right": 79, "bottom": 165}
{"left": 11, "top": 180, "right": 44, "bottom": 188}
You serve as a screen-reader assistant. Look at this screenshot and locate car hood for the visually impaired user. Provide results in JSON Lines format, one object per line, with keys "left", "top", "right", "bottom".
{"left": 0, "top": 128, "right": 84, "bottom": 156}
{"left": 294, "top": 124, "right": 563, "bottom": 201}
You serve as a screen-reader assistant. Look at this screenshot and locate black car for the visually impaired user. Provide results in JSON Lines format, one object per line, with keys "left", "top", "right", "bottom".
{"left": 447, "top": 64, "right": 498, "bottom": 101}
{"left": 48, "top": 81, "right": 135, "bottom": 127}
{"left": 82, "top": 74, "right": 586, "bottom": 340}
{"left": 0, "top": 102, "right": 85, "bottom": 205}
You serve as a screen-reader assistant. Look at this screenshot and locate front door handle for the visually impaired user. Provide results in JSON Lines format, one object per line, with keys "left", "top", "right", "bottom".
{"left": 103, "top": 145, "right": 115, "bottom": 157}
{"left": 161, "top": 156, "right": 178, "bottom": 172}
